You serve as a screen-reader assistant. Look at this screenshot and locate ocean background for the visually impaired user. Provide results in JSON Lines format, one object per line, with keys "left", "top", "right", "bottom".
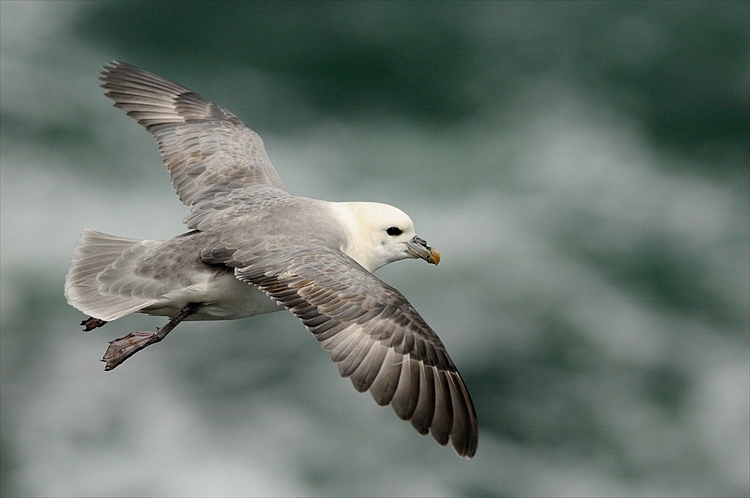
{"left": 1, "top": 1, "right": 748, "bottom": 496}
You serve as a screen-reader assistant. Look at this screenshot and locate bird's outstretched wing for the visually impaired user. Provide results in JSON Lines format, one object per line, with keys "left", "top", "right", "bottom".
{"left": 100, "top": 61, "right": 287, "bottom": 212}
{"left": 230, "top": 247, "right": 479, "bottom": 458}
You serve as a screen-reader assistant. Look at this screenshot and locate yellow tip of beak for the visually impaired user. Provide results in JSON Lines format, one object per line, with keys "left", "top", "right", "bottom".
{"left": 428, "top": 249, "right": 441, "bottom": 265}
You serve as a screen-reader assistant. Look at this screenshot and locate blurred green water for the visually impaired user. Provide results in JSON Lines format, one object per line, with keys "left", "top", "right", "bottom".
{"left": 73, "top": 1, "right": 749, "bottom": 171}
{"left": 1, "top": 1, "right": 748, "bottom": 496}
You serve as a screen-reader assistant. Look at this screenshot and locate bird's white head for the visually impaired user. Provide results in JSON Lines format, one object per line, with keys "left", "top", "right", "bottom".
{"left": 332, "top": 201, "right": 440, "bottom": 273}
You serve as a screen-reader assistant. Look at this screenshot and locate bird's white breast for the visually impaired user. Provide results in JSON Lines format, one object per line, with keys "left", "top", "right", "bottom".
{"left": 141, "top": 270, "right": 281, "bottom": 320}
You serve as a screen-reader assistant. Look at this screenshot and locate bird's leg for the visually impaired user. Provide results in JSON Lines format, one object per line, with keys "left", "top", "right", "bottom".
{"left": 101, "top": 302, "right": 202, "bottom": 371}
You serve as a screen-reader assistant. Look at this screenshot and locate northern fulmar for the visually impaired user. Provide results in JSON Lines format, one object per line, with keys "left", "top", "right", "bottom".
{"left": 65, "top": 62, "right": 478, "bottom": 458}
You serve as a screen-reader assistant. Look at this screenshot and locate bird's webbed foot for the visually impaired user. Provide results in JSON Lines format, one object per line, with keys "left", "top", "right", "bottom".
{"left": 100, "top": 302, "right": 201, "bottom": 371}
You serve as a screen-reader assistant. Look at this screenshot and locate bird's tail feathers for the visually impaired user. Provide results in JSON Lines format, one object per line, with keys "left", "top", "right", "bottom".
{"left": 64, "top": 229, "right": 159, "bottom": 322}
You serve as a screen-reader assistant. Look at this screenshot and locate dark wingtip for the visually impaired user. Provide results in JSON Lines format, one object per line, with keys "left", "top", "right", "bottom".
{"left": 99, "top": 60, "right": 120, "bottom": 80}
{"left": 99, "top": 60, "right": 135, "bottom": 88}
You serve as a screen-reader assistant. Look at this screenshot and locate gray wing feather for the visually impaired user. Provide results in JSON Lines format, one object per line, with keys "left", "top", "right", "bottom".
{"left": 100, "top": 61, "right": 287, "bottom": 214}
{"left": 232, "top": 248, "right": 479, "bottom": 458}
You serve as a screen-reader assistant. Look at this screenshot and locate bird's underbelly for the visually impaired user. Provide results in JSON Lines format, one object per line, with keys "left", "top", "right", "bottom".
{"left": 140, "top": 270, "right": 282, "bottom": 320}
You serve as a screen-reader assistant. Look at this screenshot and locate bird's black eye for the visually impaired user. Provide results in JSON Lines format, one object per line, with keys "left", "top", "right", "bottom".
{"left": 386, "top": 227, "right": 402, "bottom": 236}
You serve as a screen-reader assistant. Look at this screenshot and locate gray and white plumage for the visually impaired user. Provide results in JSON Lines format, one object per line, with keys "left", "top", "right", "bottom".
{"left": 65, "top": 62, "right": 478, "bottom": 458}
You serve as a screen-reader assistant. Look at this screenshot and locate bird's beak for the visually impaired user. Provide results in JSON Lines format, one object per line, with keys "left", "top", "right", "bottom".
{"left": 406, "top": 236, "right": 441, "bottom": 265}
